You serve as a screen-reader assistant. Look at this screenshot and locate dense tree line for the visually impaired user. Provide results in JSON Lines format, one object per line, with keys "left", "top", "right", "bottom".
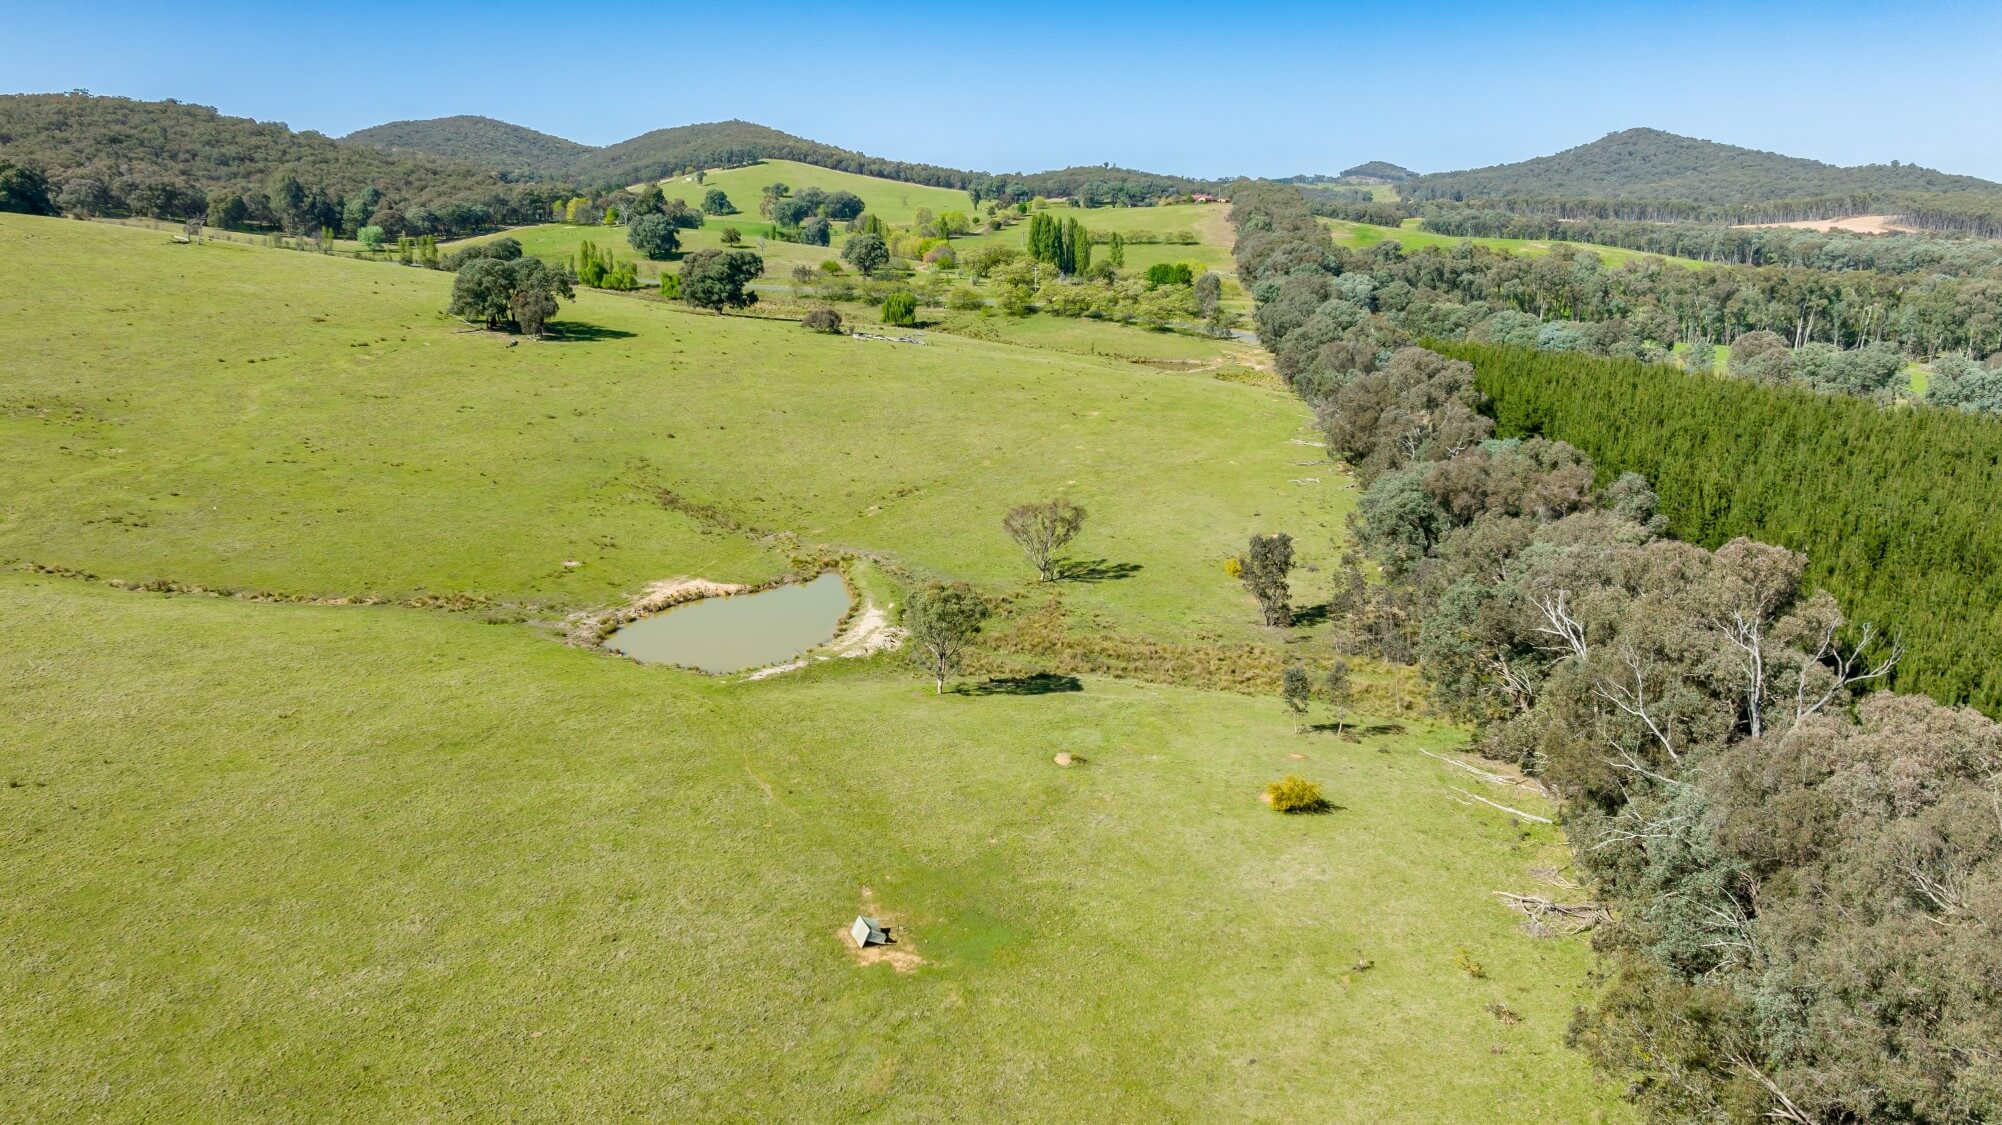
{"left": 1233, "top": 179, "right": 2002, "bottom": 1120}
{"left": 1416, "top": 206, "right": 2002, "bottom": 276}
{"left": 1247, "top": 193, "right": 2002, "bottom": 372}
{"left": 0, "top": 93, "right": 570, "bottom": 236}
{"left": 1408, "top": 190, "right": 2002, "bottom": 240}
{"left": 1299, "top": 192, "right": 1409, "bottom": 226}
{"left": 1431, "top": 340, "right": 2002, "bottom": 715}
{"left": 0, "top": 159, "right": 55, "bottom": 214}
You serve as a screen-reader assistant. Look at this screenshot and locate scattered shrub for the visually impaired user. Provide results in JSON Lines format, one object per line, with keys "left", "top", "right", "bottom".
{"left": 1264, "top": 775, "right": 1328, "bottom": 813}
{"left": 1453, "top": 947, "right": 1486, "bottom": 979}
{"left": 718, "top": 227, "right": 742, "bottom": 246}
{"left": 947, "top": 286, "right": 983, "bottom": 311}
{"left": 802, "top": 305, "right": 844, "bottom": 334}
{"left": 881, "top": 290, "right": 919, "bottom": 327}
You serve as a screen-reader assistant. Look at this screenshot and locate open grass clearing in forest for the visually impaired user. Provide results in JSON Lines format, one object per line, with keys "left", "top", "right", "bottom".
{"left": 653, "top": 158, "right": 971, "bottom": 226}
{"left": 1734, "top": 214, "right": 1918, "bottom": 234}
{"left": 1323, "top": 217, "right": 1719, "bottom": 268}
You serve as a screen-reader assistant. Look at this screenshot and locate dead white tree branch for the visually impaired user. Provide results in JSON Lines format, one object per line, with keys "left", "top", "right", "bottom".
{"left": 1532, "top": 588, "right": 1590, "bottom": 662}
{"left": 1446, "top": 787, "right": 1553, "bottom": 823}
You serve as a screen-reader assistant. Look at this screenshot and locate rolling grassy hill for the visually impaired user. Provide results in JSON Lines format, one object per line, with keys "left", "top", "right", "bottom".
{"left": 656, "top": 159, "right": 971, "bottom": 226}
{"left": 0, "top": 214, "right": 1627, "bottom": 1119}
{"left": 1405, "top": 127, "right": 2002, "bottom": 204}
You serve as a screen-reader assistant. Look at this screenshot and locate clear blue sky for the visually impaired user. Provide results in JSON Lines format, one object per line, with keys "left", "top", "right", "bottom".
{"left": 6, "top": 0, "right": 2001, "bottom": 179}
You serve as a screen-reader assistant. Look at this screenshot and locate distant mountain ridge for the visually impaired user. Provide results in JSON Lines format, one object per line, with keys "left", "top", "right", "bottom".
{"left": 1340, "top": 161, "right": 1415, "bottom": 183}
{"left": 343, "top": 116, "right": 1224, "bottom": 203}
{"left": 1406, "top": 127, "right": 2002, "bottom": 204}
{"left": 344, "top": 115, "right": 590, "bottom": 179}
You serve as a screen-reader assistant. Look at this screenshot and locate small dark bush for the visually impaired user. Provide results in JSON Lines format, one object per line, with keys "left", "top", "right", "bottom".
{"left": 802, "top": 306, "right": 844, "bottom": 334}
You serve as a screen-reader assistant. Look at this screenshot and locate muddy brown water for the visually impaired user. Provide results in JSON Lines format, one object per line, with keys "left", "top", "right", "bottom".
{"left": 606, "top": 572, "right": 850, "bottom": 673}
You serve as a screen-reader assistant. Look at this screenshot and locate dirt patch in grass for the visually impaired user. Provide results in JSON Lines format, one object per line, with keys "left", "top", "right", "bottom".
{"left": 844, "top": 887, "right": 924, "bottom": 973}
{"left": 1733, "top": 214, "right": 1916, "bottom": 235}
{"left": 566, "top": 575, "right": 750, "bottom": 645}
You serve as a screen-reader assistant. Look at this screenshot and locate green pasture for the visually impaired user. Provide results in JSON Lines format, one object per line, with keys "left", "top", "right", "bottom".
{"left": 449, "top": 220, "right": 838, "bottom": 284}
{"left": 654, "top": 159, "right": 971, "bottom": 226}
{"left": 1323, "top": 218, "right": 1718, "bottom": 269}
{"left": 0, "top": 213, "right": 1628, "bottom": 1120}
{"left": 0, "top": 215, "right": 1322, "bottom": 645}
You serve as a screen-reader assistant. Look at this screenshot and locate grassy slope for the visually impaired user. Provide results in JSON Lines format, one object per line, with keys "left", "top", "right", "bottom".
{"left": 0, "top": 215, "right": 1325, "bottom": 646}
{"left": 2, "top": 576, "right": 1618, "bottom": 1121}
{"left": 656, "top": 158, "right": 972, "bottom": 226}
{"left": 449, "top": 220, "right": 840, "bottom": 284}
{"left": 1323, "top": 218, "right": 1719, "bottom": 269}
{"left": 0, "top": 215, "right": 1626, "bottom": 1120}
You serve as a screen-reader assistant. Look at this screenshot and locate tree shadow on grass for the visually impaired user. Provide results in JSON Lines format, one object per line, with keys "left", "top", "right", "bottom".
{"left": 1057, "top": 558, "right": 1143, "bottom": 583}
{"left": 959, "top": 673, "right": 1084, "bottom": 696}
{"left": 1290, "top": 602, "right": 1332, "bottom": 627}
{"left": 542, "top": 321, "right": 637, "bottom": 343}
{"left": 1307, "top": 720, "right": 1404, "bottom": 738}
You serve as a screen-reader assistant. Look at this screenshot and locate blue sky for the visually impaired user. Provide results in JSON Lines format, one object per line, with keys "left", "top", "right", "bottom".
{"left": 5, "top": 0, "right": 2001, "bottom": 179}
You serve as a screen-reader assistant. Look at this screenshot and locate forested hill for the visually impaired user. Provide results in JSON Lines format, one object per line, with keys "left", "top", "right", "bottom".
{"left": 1341, "top": 160, "right": 1415, "bottom": 182}
{"left": 1406, "top": 127, "right": 2002, "bottom": 204}
{"left": 0, "top": 92, "right": 567, "bottom": 231}
{"left": 343, "top": 115, "right": 590, "bottom": 179}
{"left": 345, "top": 115, "right": 1223, "bottom": 204}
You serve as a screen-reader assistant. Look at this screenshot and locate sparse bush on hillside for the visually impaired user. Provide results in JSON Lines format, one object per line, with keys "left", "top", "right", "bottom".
{"left": 802, "top": 305, "right": 843, "bottom": 334}
{"left": 718, "top": 226, "right": 742, "bottom": 245}
{"left": 948, "top": 286, "right": 983, "bottom": 311}
{"left": 1237, "top": 533, "right": 1294, "bottom": 626}
{"left": 904, "top": 582, "right": 990, "bottom": 695}
{"left": 701, "top": 188, "right": 734, "bottom": 215}
{"left": 1002, "top": 498, "right": 1086, "bottom": 582}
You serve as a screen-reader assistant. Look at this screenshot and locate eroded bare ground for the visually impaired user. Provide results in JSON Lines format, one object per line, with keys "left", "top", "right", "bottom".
{"left": 1733, "top": 214, "right": 1917, "bottom": 234}
{"left": 841, "top": 887, "right": 924, "bottom": 973}
{"left": 563, "top": 576, "right": 750, "bottom": 646}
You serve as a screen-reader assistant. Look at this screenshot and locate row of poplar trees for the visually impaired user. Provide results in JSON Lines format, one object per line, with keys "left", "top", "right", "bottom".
{"left": 1025, "top": 212, "right": 1091, "bottom": 276}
